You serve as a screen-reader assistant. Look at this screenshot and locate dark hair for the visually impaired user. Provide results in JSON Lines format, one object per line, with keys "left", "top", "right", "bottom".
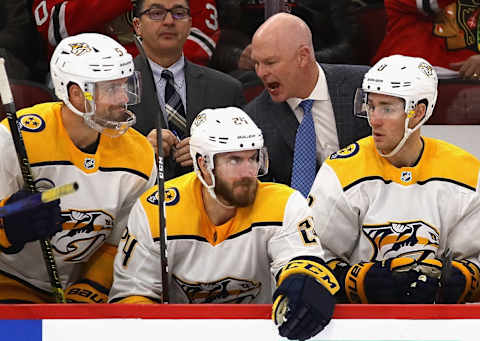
{"left": 134, "top": 0, "right": 190, "bottom": 17}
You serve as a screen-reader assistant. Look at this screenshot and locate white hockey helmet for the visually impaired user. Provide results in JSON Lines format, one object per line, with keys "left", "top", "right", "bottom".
{"left": 50, "top": 33, "right": 141, "bottom": 137}
{"left": 190, "top": 107, "right": 268, "bottom": 204}
{"left": 354, "top": 55, "right": 438, "bottom": 157}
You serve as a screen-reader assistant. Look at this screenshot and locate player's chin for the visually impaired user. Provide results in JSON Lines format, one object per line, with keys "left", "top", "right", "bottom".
{"left": 232, "top": 182, "right": 257, "bottom": 207}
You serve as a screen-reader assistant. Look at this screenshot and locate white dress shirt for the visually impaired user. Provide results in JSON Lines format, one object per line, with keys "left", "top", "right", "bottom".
{"left": 286, "top": 63, "right": 339, "bottom": 164}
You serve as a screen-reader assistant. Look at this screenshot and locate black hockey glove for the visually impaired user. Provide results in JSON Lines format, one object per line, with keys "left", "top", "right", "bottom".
{"left": 1, "top": 190, "right": 62, "bottom": 251}
{"left": 436, "top": 259, "right": 480, "bottom": 303}
{"left": 345, "top": 257, "right": 442, "bottom": 304}
{"left": 272, "top": 258, "right": 339, "bottom": 341}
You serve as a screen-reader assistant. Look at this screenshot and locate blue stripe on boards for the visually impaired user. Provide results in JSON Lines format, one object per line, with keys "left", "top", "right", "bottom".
{"left": 0, "top": 320, "right": 42, "bottom": 341}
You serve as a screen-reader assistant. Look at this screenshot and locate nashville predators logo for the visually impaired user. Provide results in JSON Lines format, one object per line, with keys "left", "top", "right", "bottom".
{"left": 19, "top": 114, "right": 45, "bottom": 132}
{"left": 69, "top": 42, "right": 92, "bottom": 56}
{"left": 51, "top": 209, "right": 114, "bottom": 262}
{"left": 363, "top": 220, "right": 440, "bottom": 261}
{"left": 192, "top": 112, "right": 207, "bottom": 129}
{"left": 329, "top": 142, "right": 359, "bottom": 160}
{"left": 165, "top": 187, "right": 179, "bottom": 206}
{"left": 174, "top": 275, "right": 261, "bottom": 303}
{"left": 418, "top": 62, "right": 434, "bottom": 78}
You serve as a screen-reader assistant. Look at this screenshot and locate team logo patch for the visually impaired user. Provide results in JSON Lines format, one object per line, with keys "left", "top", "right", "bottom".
{"left": 69, "top": 42, "right": 91, "bottom": 56}
{"left": 147, "top": 190, "right": 159, "bottom": 206}
{"left": 418, "top": 62, "right": 434, "bottom": 77}
{"left": 192, "top": 112, "right": 207, "bottom": 129}
{"left": 165, "top": 187, "right": 180, "bottom": 206}
{"left": 84, "top": 158, "right": 95, "bottom": 169}
{"left": 400, "top": 171, "right": 412, "bottom": 183}
{"left": 173, "top": 274, "right": 261, "bottom": 303}
{"left": 362, "top": 220, "right": 440, "bottom": 261}
{"left": 52, "top": 209, "right": 114, "bottom": 262}
{"left": 18, "top": 114, "right": 45, "bottom": 132}
{"left": 329, "top": 143, "right": 359, "bottom": 160}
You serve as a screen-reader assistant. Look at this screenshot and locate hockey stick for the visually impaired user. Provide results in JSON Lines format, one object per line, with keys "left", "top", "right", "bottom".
{"left": 133, "top": 35, "right": 169, "bottom": 303}
{"left": 0, "top": 58, "right": 66, "bottom": 303}
{"left": 0, "top": 182, "right": 78, "bottom": 217}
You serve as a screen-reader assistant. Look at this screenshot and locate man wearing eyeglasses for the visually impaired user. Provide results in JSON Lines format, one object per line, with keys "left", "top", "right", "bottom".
{"left": 131, "top": 0, "right": 246, "bottom": 180}
{"left": 309, "top": 55, "right": 480, "bottom": 305}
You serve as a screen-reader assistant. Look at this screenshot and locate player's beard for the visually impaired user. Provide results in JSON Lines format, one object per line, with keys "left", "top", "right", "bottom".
{"left": 215, "top": 176, "right": 257, "bottom": 207}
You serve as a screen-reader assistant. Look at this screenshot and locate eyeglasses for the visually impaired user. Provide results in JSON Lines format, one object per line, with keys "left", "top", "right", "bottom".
{"left": 138, "top": 6, "right": 190, "bottom": 21}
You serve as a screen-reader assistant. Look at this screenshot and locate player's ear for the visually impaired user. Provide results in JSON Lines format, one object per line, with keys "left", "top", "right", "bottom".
{"left": 412, "top": 102, "right": 427, "bottom": 125}
{"left": 68, "top": 83, "right": 85, "bottom": 107}
{"left": 133, "top": 17, "right": 142, "bottom": 36}
{"left": 198, "top": 156, "right": 213, "bottom": 186}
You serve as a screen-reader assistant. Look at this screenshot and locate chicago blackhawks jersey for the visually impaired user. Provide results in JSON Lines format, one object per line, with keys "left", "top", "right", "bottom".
{"left": 309, "top": 136, "right": 480, "bottom": 266}
{"left": 373, "top": 0, "right": 478, "bottom": 68}
{"left": 32, "top": 0, "right": 219, "bottom": 65}
{"left": 0, "top": 102, "right": 156, "bottom": 296}
{"left": 109, "top": 172, "right": 324, "bottom": 303}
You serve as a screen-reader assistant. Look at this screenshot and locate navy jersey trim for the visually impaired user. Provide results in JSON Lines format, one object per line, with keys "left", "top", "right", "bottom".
{"left": 30, "top": 162, "right": 150, "bottom": 181}
{"left": 162, "top": 221, "right": 283, "bottom": 243}
{"left": 99, "top": 167, "right": 149, "bottom": 181}
{"left": 343, "top": 176, "right": 476, "bottom": 192}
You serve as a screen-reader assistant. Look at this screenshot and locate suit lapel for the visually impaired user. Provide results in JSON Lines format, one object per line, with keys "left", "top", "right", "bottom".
{"left": 321, "top": 64, "right": 352, "bottom": 148}
{"left": 266, "top": 94, "right": 298, "bottom": 151}
{"left": 185, "top": 61, "right": 206, "bottom": 128}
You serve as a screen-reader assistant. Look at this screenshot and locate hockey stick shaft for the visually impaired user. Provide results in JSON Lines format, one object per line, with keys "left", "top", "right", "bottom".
{"left": 0, "top": 182, "right": 78, "bottom": 217}
{"left": 133, "top": 36, "right": 169, "bottom": 303}
{"left": 0, "top": 58, "right": 66, "bottom": 303}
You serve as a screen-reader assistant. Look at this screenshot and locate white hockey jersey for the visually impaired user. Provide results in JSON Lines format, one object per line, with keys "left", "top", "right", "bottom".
{"left": 0, "top": 102, "right": 156, "bottom": 296}
{"left": 309, "top": 136, "right": 480, "bottom": 266}
{"left": 109, "top": 172, "right": 324, "bottom": 304}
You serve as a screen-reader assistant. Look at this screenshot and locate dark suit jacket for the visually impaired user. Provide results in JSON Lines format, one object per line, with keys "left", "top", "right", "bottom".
{"left": 131, "top": 56, "right": 246, "bottom": 180}
{"left": 244, "top": 63, "right": 371, "bottom": 185}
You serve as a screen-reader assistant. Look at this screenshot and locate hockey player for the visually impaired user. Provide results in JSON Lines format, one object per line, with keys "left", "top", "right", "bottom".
{"left": 309, "top": 54, "right": 480, "bottom": 304}
{"left": 0, "top": 33, "right": 156, "bottom": 303}
{"left": 109, "top": 107, "right": 339, "bottom": 340}
{"left": 32, "top": 0, "right": 219, "bottom": 66}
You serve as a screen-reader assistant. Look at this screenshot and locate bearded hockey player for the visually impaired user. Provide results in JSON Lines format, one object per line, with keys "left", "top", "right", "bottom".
{"left": 309, "top": 54, "right": 480, "bottom": 304}
{"left": 109, "top": 107, "right": 339, "bottom": 340}
{"left": 0, "top": 33, "right": 156, "bottom": 303}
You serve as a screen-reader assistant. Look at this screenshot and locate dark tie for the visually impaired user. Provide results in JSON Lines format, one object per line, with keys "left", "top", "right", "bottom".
{"left": 161, "top": 70, "right": 187, "bottom": 138}
{"left": 291, "top": 99, "right": 316, "bottom": 197}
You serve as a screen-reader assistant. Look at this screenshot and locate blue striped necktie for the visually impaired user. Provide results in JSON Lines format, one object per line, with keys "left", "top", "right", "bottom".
{"left": 291, "top": 99, "right": 316, "bottom": 197}
{"left": 161, "top": 70, "right": 187, "bottom": 138}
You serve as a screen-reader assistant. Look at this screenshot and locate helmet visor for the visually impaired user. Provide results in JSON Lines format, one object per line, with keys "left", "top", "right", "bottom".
{"left": 83, "top": 71, "right": 141, "bottom": 137}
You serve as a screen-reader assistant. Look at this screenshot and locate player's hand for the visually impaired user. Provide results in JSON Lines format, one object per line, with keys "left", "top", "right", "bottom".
{"left": 436, "top": 259, "right": 480, "bottom": 303}
{"left": 173, "top": 137, "right": 193, "bottom": 167}
{"left": 147, "top": 129, "right": 179, "bottom": 157}
{"left": 2, "top": 190, "right": 62, "bottom": 250}
{"left": 449, "top": 55, "right": 480, "bottom": 80}
{"left": 345, "top": 258, "right": 441, "bottom": 304}
{"left": 272, "top": 274, "right": 335, "bottom": 340}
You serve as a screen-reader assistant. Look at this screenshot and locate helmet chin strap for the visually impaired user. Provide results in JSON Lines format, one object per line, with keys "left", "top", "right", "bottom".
{"left": 372, "top": 111, "right": 423, "bottom": 158}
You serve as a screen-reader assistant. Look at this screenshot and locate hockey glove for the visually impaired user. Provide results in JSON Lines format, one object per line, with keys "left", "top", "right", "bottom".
{"left": 436, "top": 259, "right": 480, "bottom": 303}
{"left": 345, "top": 257, "right": 442, "bottom": 304}
{"left": 272, "top": 258, "right": 339, "bottom": 340}
{"left": 1, "top": 190, "right": 62, "bottom": 251}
